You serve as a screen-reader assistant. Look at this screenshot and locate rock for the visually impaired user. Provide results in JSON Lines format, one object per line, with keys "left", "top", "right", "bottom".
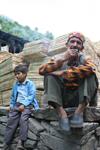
{"left": 0, "top": 135, "right": 4, "bottom": 142}
{"left": 72, "top": 122, "right": 99, "bottom": 135}
{"left": 50, "top": 121, "right": 99, "bottom": 135}
{"left": 31, "top": 108, "right": 76, "bottom": 121}
{"left": 10, "top": 144, "right": 17, "bottom": 150}
{"left": 37, "top": 141, "right": 50, "bottom": 150}
{"left": 49, "top": 127, "right": 94, "bottom": 145}
{"left": 40, "top": 132, "right": 80, "bottom": 150}
{"left": 31, "top": 108, "right": 59, "bottom": 120}
{"left": 80, "top": 135, "right": 98, "bottom": 150}
{"left": 31, "top": 107, "right": 100, "bottom": 122}
{"left": 98, "top": 137, "right": 100, "bottom": 147}
{"left": 28, "top": 117, "right": 44, "bottom": 135}
{"left": 27, "top": 130, "right": 39, "bottom": 141}
{"left": 0, "top": 124, "right": 6, "bottom": 136}
{"left": 0, "top": 107, "right": 9, "bottom": 116}
{"left": 24, "top": 139, "right": 37, "bottom": 149}
{"left": 96, "top": 147, "right": 100, "bottom": 150}
{"left": 41, "top": 120, "right": 53, "bottom": 132}
{"left": 84, "top": 107, "right": 100, "bottom": 121}
{"left": 0, "top": 116, "right": 8, "bottom": 123}
{"left": 96, "top": 126, "right": 100, "bottom": 136}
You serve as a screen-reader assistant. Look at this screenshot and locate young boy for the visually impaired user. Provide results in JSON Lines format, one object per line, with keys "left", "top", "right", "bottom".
{"left": 2, "top": 64, "right": 39, "bottom": 150}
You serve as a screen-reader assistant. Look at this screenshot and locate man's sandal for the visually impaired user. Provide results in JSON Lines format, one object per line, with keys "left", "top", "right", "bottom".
{"left": 59, "top": 117, "right": 71, "bottom": 135}
{"left": 70, "top": 114, "right": 83, "bottom": 128}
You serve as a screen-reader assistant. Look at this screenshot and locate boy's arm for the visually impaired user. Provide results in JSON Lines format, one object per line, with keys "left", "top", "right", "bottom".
{"left": 9, "top": 83, "right": 16, "bottom": 107}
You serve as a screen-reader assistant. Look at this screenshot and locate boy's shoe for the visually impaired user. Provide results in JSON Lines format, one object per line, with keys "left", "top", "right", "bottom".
{"left": 1, "top": 143, "right": 10, "bottom": 150}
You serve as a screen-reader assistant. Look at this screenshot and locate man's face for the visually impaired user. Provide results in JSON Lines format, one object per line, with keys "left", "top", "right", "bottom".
{"left": 67, "top": 37, "right": 83, "bottom": 52}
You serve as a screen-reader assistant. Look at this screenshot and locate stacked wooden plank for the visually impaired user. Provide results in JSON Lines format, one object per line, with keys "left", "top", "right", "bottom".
{"left": 0, "top": 51, "right": 13, "bottom": 63}
{"left": 0, "top": 34, "right": 100, "bottom": 107}
{"left": 0, "top": 55, "right": 24, "bottom": 76}
{"left": 27, "top": 56, "right": 51, "bottom": 89}
{"left": 0, "top": 89, "right": 44, "bottom": 108}
{"left": 18, "top": 38, "right": 49, "bottom": 60}
{"left": 47, "top": 34, "right": 68, "bottom": 56}
{"left": 0, "top": 55, "right": 25, "bottom": 106}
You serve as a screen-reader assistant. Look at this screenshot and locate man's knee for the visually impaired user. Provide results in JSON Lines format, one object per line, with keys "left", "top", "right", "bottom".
{"left": 44, "top": 74, "right": 56, "bottom": 81}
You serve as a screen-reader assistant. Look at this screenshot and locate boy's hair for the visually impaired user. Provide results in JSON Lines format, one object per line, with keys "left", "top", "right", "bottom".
{"left": 14, "top": 64, "right": 28, "bottom": 73}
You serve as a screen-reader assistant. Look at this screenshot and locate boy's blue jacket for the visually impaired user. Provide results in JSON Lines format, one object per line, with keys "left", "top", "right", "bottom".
{"left": 10, "top": 78, "right": 39, "bottom": 109}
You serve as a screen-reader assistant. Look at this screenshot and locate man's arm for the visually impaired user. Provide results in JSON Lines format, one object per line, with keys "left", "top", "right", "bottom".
{"left": 39, "top": 48, "right": 78, "bottom": 76}
{"left": 62, "top": 58, "right": 95, "bottom": 81}
{"left": 39, "top": 57, "right": 63, "bottom": 75}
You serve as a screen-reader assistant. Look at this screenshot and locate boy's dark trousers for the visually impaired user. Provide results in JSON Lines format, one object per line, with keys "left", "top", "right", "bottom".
{"left": 3, "top": 102, "right": 33, "bottom": 144}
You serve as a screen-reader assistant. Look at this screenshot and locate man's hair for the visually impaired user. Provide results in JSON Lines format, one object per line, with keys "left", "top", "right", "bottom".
{"left": 14, "top": 64, "right": 28, "bottom": 73}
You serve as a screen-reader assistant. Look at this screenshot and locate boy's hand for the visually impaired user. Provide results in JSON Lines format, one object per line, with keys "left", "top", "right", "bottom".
{"left": 8, "top": 107, "right": 13, "bottom": 111}
{"left": 18, "top": 105, "right": 25, "bottom": 112}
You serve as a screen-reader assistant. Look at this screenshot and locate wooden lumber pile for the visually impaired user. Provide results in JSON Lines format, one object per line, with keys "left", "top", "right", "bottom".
{"left": 0, "top": 34, "right": 100, "bottom": 107}
{"left": 0, "top": 55, "right": 24, "bottom": 76}
{"left": 47, "top": 34, "right": 68, "bottom": 56}
{"left": 0, "top": 89, "right": 44, "bottom": 108}
{"left": 18, "top": 35, "right": 68, "bottom": 59}
{"left": 0, "top": 51, "right": 13, "bottom": 63}
{"left": 0, "top": 72, "right": 16, "bottom": 91}
{"left": 18, "top": 38, "right": 49, "bottom": 60}
{"left": 27, "top": 56, "right": 51, "bottom": 89}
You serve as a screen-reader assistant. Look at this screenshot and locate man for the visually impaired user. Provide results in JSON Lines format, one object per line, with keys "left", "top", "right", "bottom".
{"left": 39, "top": 32, "right": 98, "bottom": 134}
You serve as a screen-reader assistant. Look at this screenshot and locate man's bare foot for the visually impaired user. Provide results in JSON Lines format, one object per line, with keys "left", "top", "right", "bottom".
{"left": 55, "top": 103, "right": 67, "bottom": 118}
{"left": 75, "top": 99, "right": 86, "bottom": 116}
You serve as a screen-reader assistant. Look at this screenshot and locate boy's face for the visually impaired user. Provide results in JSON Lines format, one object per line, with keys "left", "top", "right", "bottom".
{"left": 15, "top": 71, "right": 27, "bottom": 83}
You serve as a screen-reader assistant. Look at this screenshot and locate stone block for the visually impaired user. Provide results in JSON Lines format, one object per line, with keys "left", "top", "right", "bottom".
{"left": 24, "top": 139, "right": 37, "bottom": 149}
{"left": 0, "top": 116, "right": 8, "bottom": 123}
{"left": 40, "top": 132, "right": 80, "bottom": 150}
{"left": 96, "top": 126, "right": 100, "bottom": 136}
{"left": 49, "top": 127, "right": 94, "bottom": 145}
{"left": 37, "top": 141, "right": 50, "bottom": 150}
{"left": 50, "top": 121, "right": 99, "bottom": 135}
{"left": 0, "top": 107, "right": 9, "bottom": 116}
{"left": 84, "top": 107, "right": 100, "bottom": 122}
{"left": 80, "top": 135, "right": 98, "bottom": 150}
{"left": 28, "top": 117, "right": 44, "bottom": 135}
{"left": 31, "top": 108, "right": 76, "bottom": 121}
{"left": 0, "top": 124, "right": 6, "bottom": 136}
{"left": 27, "top": 130, "right": 39, "bottom": 141}
{"left": 41, "top": 120, "right": 53, "bottom": 132}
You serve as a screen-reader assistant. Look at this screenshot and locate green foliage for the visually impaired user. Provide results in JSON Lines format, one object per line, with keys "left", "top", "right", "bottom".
{"left": 0, "top": 16, "right": 54, "bottom": 41}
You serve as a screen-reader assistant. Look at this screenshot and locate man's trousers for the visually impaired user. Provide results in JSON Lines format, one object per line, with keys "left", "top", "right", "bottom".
{"left": 43, "top": 73, "right": 98, "bottom": 108}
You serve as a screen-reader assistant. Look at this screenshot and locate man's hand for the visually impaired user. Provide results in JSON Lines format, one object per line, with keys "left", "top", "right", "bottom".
{"left": 46, "top": 70, "right": 63, "bottom": 76}
{"left": 7, "top": 107, "right": 13, "bottom": 111}
{"left": 18, "top": 105, "right": 25, "bottom": 112}
{"left": 61, "top": 47, "right": 78, "bottom": 62}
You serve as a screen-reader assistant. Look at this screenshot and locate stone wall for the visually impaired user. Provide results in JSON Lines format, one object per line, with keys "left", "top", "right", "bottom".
{"left": 0, "top": 107, "right": 100, "bottom": 150}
